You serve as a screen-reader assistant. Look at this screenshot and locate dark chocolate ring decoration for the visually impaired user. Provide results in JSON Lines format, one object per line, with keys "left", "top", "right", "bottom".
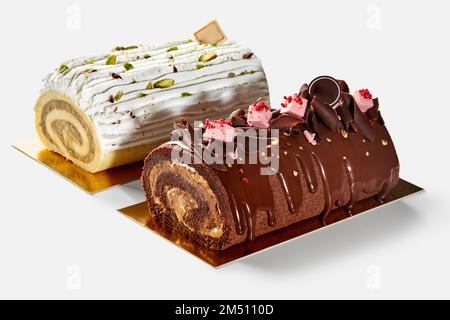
{"left": 308, "top": 75, "right": 342, "bottom": 107}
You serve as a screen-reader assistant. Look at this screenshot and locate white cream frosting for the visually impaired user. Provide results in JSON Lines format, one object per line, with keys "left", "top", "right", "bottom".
{"left": 42, "top": 39, "right": 270, "bottom": 155}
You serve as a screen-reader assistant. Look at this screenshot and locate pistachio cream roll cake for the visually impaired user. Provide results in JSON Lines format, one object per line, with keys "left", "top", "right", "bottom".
{"left": 35, "top": 40, "right": 269, "bottom": 172}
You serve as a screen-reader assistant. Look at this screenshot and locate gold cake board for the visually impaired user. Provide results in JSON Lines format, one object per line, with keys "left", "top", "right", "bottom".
{"left": 118, "top": 179, "right": 424, "bottom": 268}
{"left": 12, "top": 139, "right": 143, "bottom": 193}
{"left": 12, "top": 139, "right": 423, "bottom": 267}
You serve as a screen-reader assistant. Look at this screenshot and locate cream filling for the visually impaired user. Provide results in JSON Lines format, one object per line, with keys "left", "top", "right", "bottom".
{"left": 149, "top": 160, "right": 224, "bottom": 239}
{"left": 45, "top": 109, "right": 91, "bottom": 158}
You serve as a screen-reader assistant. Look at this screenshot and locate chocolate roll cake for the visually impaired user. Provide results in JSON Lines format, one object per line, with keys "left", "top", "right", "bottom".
{"left": 35, "top": 39, "right": 269, "bottom": 172}
{"left": 142, "top": 76, "right": 399, "bottom": 250}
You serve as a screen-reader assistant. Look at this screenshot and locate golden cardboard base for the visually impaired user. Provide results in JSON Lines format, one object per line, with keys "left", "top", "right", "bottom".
{"left": 12, "top": 139, "right": 143, "bottom": 193}
{"left": 118, "top": 179, "right": 423, "bottom": 268}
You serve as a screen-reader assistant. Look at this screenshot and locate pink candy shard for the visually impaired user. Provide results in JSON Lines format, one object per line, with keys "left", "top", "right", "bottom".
{"left": 354, "top": 89, "right": 374, "bottom": 113}
{"left": 303, "top": 130, "right": 317, "bottom": 145}
{"left": 203, "top": 119, "right": 235, "bottom": 143}
{"left": 281, "top": 93, "right": 308, "bottom": 118}
{"left": 247, "top": 100, "right": 272, "bottom": 128}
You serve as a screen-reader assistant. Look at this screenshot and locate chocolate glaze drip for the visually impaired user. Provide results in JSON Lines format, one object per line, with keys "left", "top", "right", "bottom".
{"left": 212, "top": 119, "right": 398, "bottom": 239}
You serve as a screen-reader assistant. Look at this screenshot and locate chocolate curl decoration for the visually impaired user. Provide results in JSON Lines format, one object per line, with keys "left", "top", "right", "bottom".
{"left": 365, "top": 98, "right": 380, "bottom": 121}
{"left": 271, "top": 109, "right": 281, "bottom": 119}
{"left": 172, "top": 118, "right": 208, "bottom": 167}
{"left": 299, "top": 83, "right": 310, "bottom": 99}
{"left": 337, "top": 80, "right": 349, "bottom": 93}
{"left": 270, "top": 113, "right": 306, "bottom": 132}
{"left": 229, "top": 109, "right": 248, "bottom": 127}
{"left": 311, "top": 96, "right": 341, "bottom": 131}
{"left": 307, "top": 107, "right": 322, "bottom": 143}
{"left": 173, "top": 118, "right": 195, "bottom": 145}
{"left": 337, "top": 93, "right": 355, "bottom": 130}
{"left": 371, "top": 98, "right": 384, "bottom": 125}
{"left": 345, "top": 94, "right": 376, "bottom": 141}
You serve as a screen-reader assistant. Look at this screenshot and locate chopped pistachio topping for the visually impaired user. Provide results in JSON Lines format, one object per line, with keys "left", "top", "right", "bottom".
{"left": 80, "top": 68, "right": 97, "bottom": 74}
{"left": 154, "top": 79, "right": 175, "bottom": 88}
{"left": 137, "top": 92, "right": 148, "bottom": 98}
{"left": 199, "top": 51, "right": 217, "bottom": 62}
{"left": 86, "top": 59, "right": 95, "bottom": 64}
{"left": 114, "top": 45, "right": 138, "bottom": 51}
{"left": 58, "top": 64, "right": 69, "bottom": 74}
{"left": 240, "top": 70, "right": 256, "bottom": 76}
{"left": 106, "top": 55, "right": 117, "bottom": 65}
{"left": 144, "top": 54, "right": 151, "bottom": 59}
{"left": 181, "top": 92, "right": 192, "bottom": 97}
{"left": 196, "top": 64, "right": 205, "bottom": 69}
{"left": 146, "top": 82, "right": 153, "bottom": 90}
{"left": 123, "top": 62, "right": 134, "bottom": 71}
{"left": 186, "top": 39, "right": 194, "bottom": 43}
{"left": 167, "top": 46, "right": 178, "bottom": 52}
{"left": 114, "top": 91, "right": 124, "bottom": 102}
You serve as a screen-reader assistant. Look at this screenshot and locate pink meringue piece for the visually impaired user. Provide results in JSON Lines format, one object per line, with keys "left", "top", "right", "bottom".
{"left": 303, "top": 130, "right": 317, "bottom": 145}
{"left": 353, "top": 89, "right": 374, "bottom": 113}
{"left": 247, "top": 100, "right": 272, "bottom": 128}
{"left": 203, "top": 119, "right": 235, "bottom": 143}
{"left": 281, "top": 93, "right": 308, "bottom": 118}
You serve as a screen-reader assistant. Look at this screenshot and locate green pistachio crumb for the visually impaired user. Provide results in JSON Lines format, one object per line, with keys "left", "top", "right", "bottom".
{"left": 58, "top": 64, "right": 69, "bottom": 73}
{"left": 114, "top": 91, "right": 124, "bottom": 102}
{"left": 106, "top": 55, "right": 117, "bottom": 65}
{"left": 181, "top": 92, "right": 192, "bottom": 97}
{"left": 123, "top": 62, "right": 134, "bottom": 71}
{"left": 146, "top": 82, "right": 153, "bottom": 90}
{"left": 154, "top": 79, "right": 175, "bottom": 88}
{"left": 199, "top": 51, "right": 217, "bottom": 62}
{"left": 167, "top": 46, "right": 178, "bottom": 52}
{"left": 239, "top": 70, "right": 256, "bottom": 76}
{"left": 114, "top": 45, "right": 138, "bottom": 51}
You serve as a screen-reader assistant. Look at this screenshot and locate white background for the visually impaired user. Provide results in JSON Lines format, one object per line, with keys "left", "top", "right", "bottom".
{"left": 1, "top": 0, "right": 449, "bottom": 299}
